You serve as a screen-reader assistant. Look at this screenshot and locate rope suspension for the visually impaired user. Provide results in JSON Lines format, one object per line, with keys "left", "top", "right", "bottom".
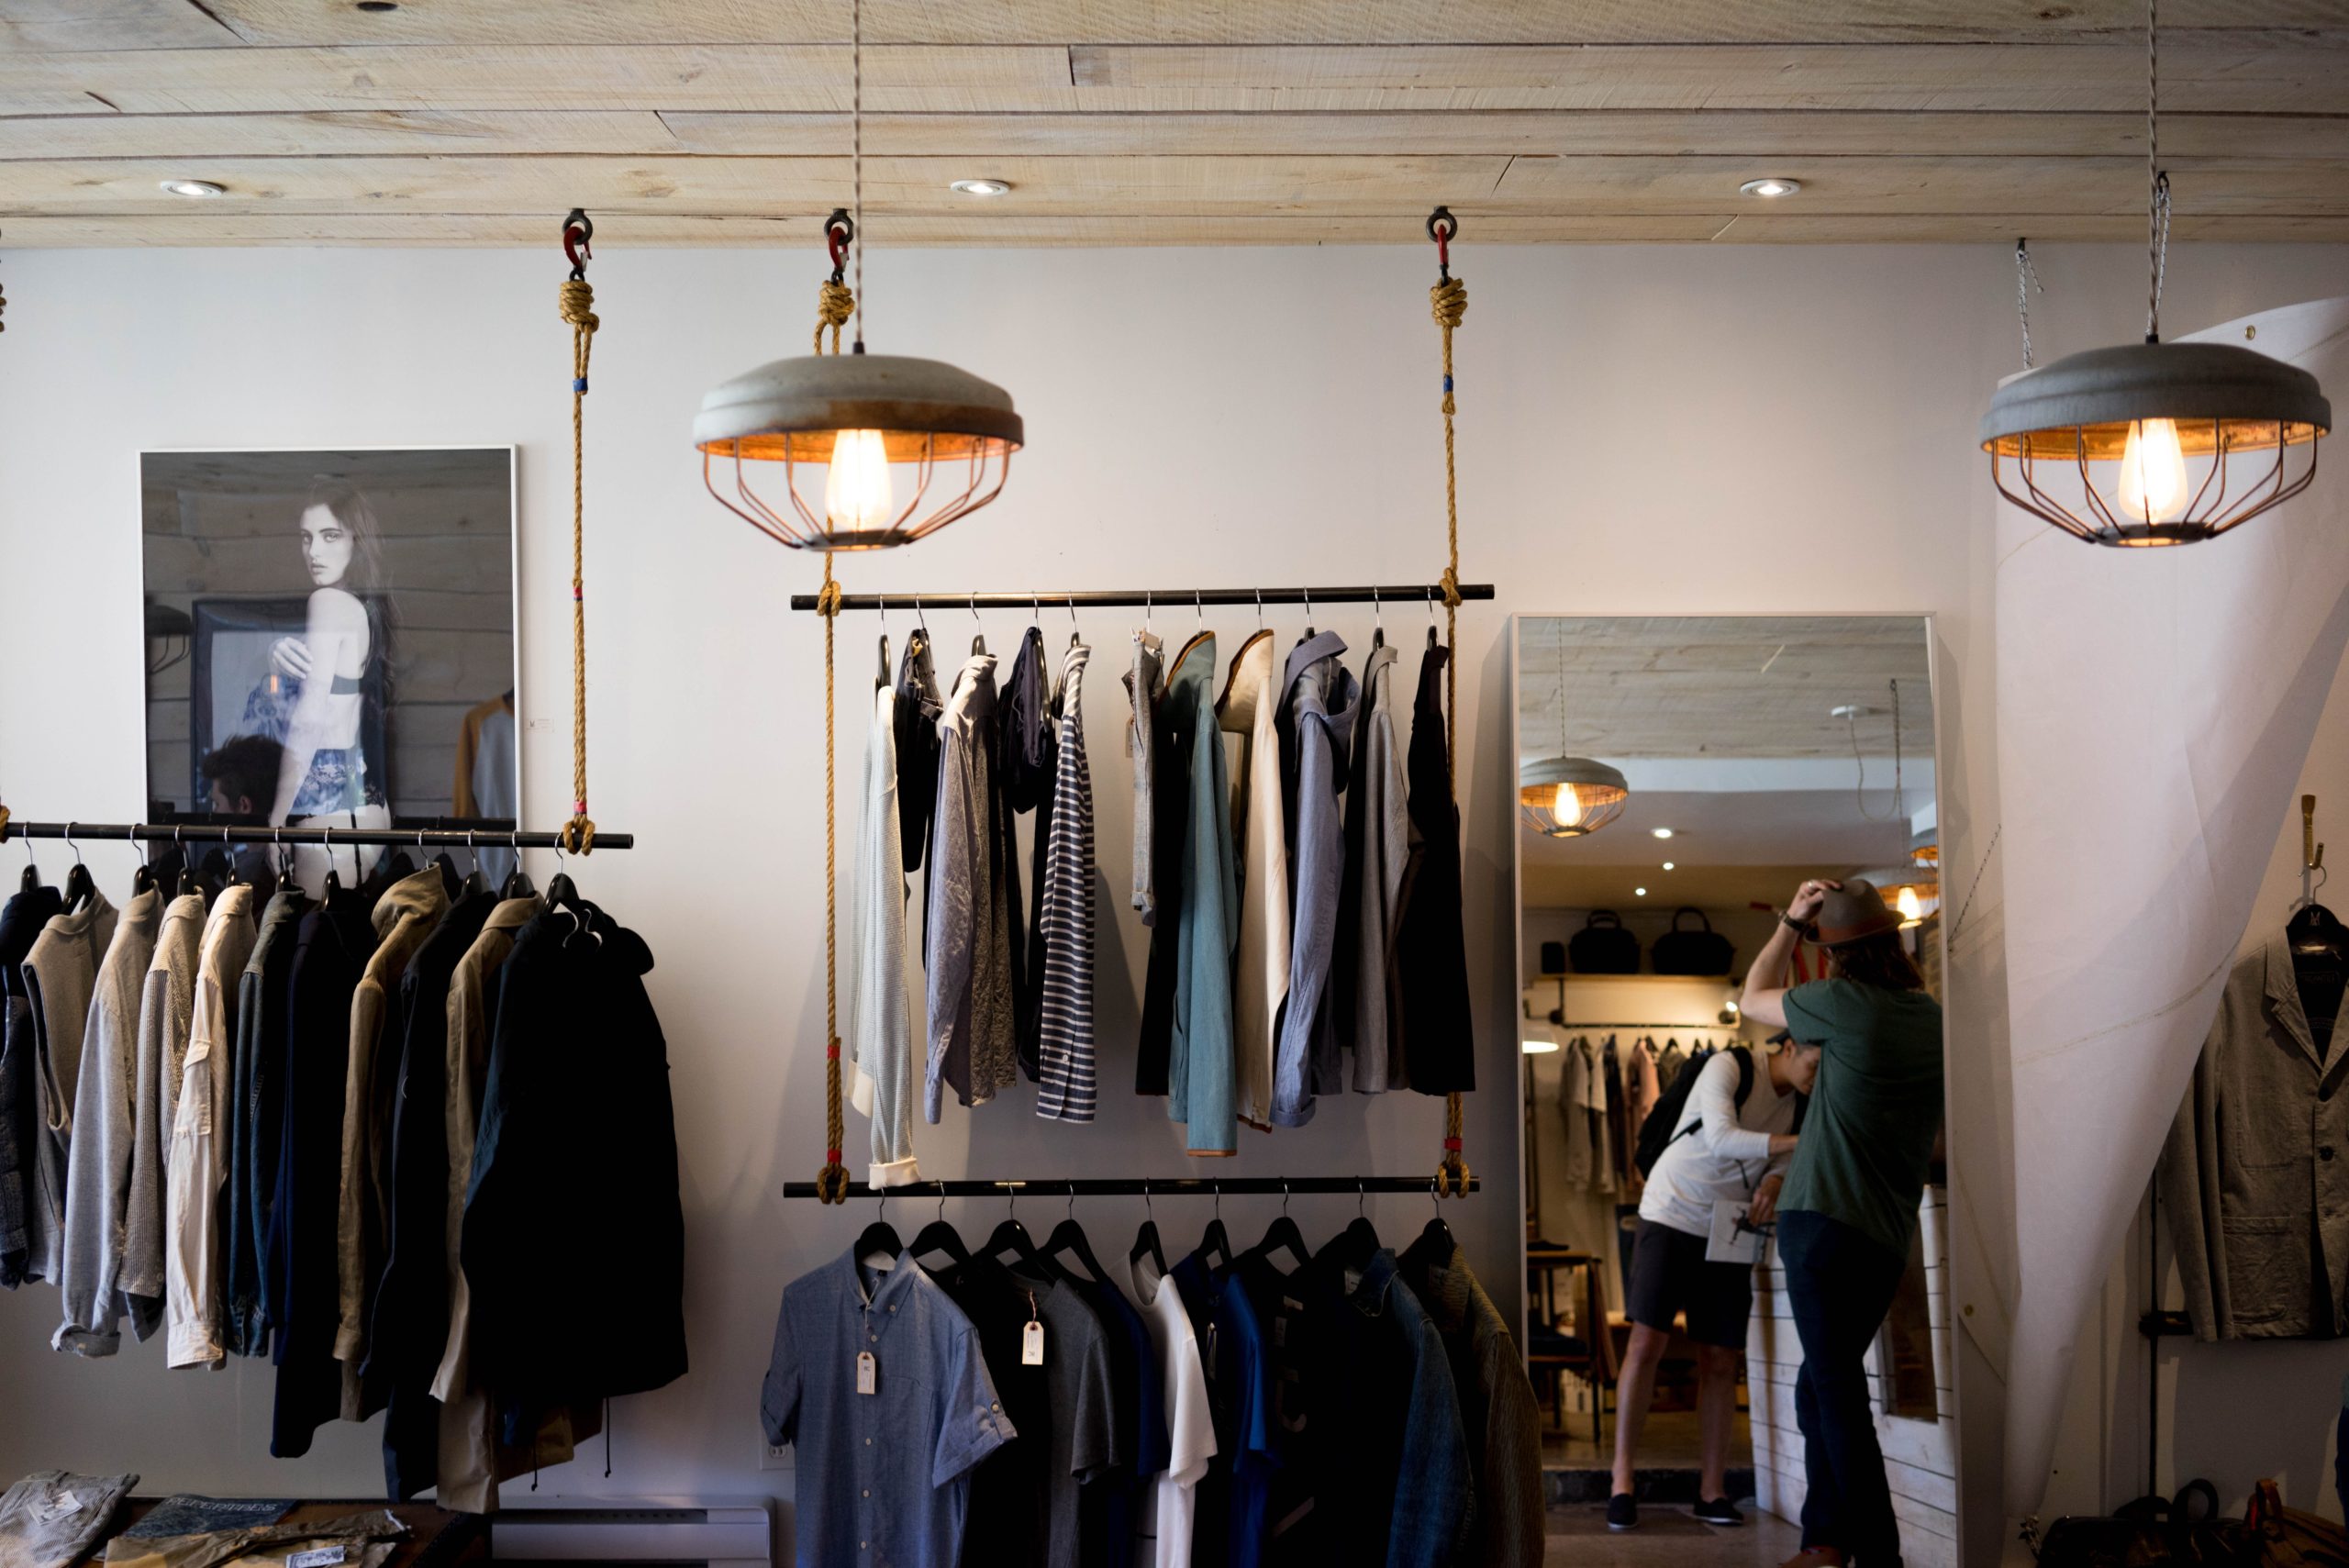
{"left": 812, "top": 221, "right": 856, "bottom": 1205}
{"left": 1427, "top": 206, "right": 1472, "bottom": 1201}
{"left": 557, "top": 209, "right": 599, "bottom": 856}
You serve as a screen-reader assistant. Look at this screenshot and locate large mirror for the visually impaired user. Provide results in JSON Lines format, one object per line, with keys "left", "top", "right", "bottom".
{"left": 1514, "top": 616, "right": 1954, "bottom": 1566}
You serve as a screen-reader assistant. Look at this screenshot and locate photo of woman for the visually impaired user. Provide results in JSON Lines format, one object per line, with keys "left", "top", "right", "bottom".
{"left": 143, "top": 448, "right": 517, "bottom": 895}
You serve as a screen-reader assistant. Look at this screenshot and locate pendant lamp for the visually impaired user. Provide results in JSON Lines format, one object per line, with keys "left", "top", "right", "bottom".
{"left": 1979, "top": 0, "right": 2327, "bottom": 548}
{"left": 694, "top": 0, "right": 1022, "bottom": 551}
{"left": 1520, "top": 620, "right": 1630, "bottom": 838}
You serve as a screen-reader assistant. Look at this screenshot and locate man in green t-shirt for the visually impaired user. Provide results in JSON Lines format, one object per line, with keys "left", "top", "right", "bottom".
{"left": 1741, "top": 879, "right": 1943, "bottom": 1568}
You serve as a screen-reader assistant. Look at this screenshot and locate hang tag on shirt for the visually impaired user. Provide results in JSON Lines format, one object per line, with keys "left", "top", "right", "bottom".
{"left": 856, "top": 1350, "right": 877, "bottom": 1395}
{"left": 1021, "top": 1318, "right": 1046, "bottom": 1365}
{"left": 289, "top": 1549, "right": 347, "bottom": 1568}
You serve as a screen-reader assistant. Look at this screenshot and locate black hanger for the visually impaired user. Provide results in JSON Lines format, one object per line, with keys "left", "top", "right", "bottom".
{"left": 984, "top": 1187, "right": 1049, "bottom": 1277}
{"left": 2288, "top": 899, "right": 2348, "bottom": 961}
{"left": 1039, "top": 1186, "right": 1112, "bottom": 1286}
{"left": 1371, "top": 587, "right": 1386, "bottom": 651}
{"left": 1300, "top": 586, "right": 1315, "bottom": 641}
{"left": 274, "top": 829, "right": 302, "bottom": 897}
{"left": 1248, "top": 1183, "right": 1313, "bottom": 1274}
{"left": 173, "top": 828, "right": 203, "bottom": 899}
{"left": 131, "top": 835, "right": 155, "bottom": 897}
{"left": 876, "top": 598, "right": 893, "bottom": 691}
{"left": 1315, "top": 1180, "right": 1383, "bottom": 1274}
{"left": 969, "top": 595, "right": 987, "bottom": 657}
{"left": 17, "top": 831, "right": 42, "bottom": 895}
{"left": 909, "top": 1188, "right": 970, "bottom": 1270}
{"left": 60, "top": 828, "right": 95, "bottom": 914}
{"left": 1191, "top": 1182, "right": 1232, "bottom": 1273}
{"left": 854, "top": 1191, "right": 904, "bottom": 1272}
{"left": 320, "top": 828, "right": 343, "bottom": 899}
{"left": 1416, "top": 1179, "right": 1457, "bottom": 1257}
{"left": 1130, "top": 1179, "right": 1168, "bottom": 1280}
{"left": 500, "top": 834, "right": 535, "bottom": 901}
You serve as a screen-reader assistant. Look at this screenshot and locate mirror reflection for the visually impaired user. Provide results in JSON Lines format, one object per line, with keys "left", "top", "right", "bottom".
{"left": 1515, "top": 616, "right": 1954, "bottom": 1566}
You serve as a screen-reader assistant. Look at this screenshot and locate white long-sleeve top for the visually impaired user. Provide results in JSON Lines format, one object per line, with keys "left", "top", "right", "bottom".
{"left": 1637, "top": 1048, "right": 1797, "bottom": 1240}
{"left": 850, "top": 682, "right": 919, "bottom": 1186}
{"left": 165, "top": 884, "right": 256, "bottom": 1367}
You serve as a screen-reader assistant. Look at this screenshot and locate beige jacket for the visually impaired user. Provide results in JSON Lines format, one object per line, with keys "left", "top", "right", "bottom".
{"left": 335, "top": 868, "right": 447, "bottom": 1370}
{"left": 2161, "top": 937, "right": 2349, "bottom": 1340}
{"left": 428, "top": 896, "right": 591, "bottom": 1513}
{"left": 164, "top": 884, "right": 256, "bottom": 1367}
{"left": 1217, "top": 629, "right": 1286, "bottom": 1132}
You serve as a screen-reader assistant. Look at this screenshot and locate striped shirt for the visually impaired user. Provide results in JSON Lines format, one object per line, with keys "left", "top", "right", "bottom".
{"left": 1035, "top": 642, "right": 1097, "bottom": 1121}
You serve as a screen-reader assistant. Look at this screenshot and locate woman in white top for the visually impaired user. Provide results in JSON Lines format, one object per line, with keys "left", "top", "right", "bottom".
{"left": 1607, "top": 1037, "right": 1821, "bottom": 1531}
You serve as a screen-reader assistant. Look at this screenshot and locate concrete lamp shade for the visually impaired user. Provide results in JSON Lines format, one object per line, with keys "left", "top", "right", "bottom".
{"left": 1980, "top": 339, "right": 2330, "bottom": 547}
{"left": 1519, "top": 756, "right": 1630, "bottom": 838}
{"left": 696, "top": 351, "right": 1024, "bottom": 551}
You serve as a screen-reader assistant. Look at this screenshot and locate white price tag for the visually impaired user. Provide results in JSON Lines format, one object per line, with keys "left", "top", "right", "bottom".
{"left": 855, "top": 1350, "right": 876, "bottom": 1395}
{"left": 1021, "top": 1318, "right": 1045, "bottom": 1366}
{"left": 289, "top": 1548, "right": 347, "bottom": 1568}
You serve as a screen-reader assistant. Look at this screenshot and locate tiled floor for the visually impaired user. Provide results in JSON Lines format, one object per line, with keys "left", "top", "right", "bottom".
{"left": 1543, "top": 1503, "right": 1801, "bottom": 1566}
{"left": 1542, "top": 1407, "right": 1749, "bottom": 1468}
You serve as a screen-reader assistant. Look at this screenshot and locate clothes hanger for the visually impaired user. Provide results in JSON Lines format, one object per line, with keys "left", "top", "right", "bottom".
{"left": 854, "top": 1189, "right": 903, "bottom": 1273}
{"left": 499, "top": 830, "right": 536, "bottom": 901}
{"left": 876, "top": 596, "right": 892, "bottom": 691}
{"left": 1417, "top": 1176, "right": 1457, "bottom": 1256}
{"left": 1191, "top": 1180, "right": 1232, "bottom": 1273}
{"left": 969, "top": 594, "right": 986, "bottom": 657}
{"left": 1130, "top": 1178, "right": 1168, "bottom": 1280}
{"left": 274, "top": 827, "right": 301, "bottom": 897}
{"left": 1067, "top": 597, "right": 1082, "bottom": 651}
{"left": 1317, "top": 1180, "right": 1385, "bottom": 1274}
{"left": 1372, "top": 586, "right": 1385, "bottom": 651}
{"left": 131, "top": 832, "right": 155, "bottom": 897}
{"left": 1300, "top": 585, "right": 1315, "bottom": 641}
{"left": 319, "top": 826, "right": 342, "bottom": 898}
{"left": 1427, "top": 585, "right": 1440, "bottom": 650}
{"left": 174, "top": 826, "right": 204, "bottom": 900}
{"left": 2288, "top": 863, "right": 2346, "bottom": 961}
{"left": 984, "top": 1185, "right": 1052, "bottom": 1280}
{"left": 18, "top": 828, "right": 42, "bottom": 894}
{"left": 425, "top": 826, "right": 462, "bottom": 901}
{"left": 1248, "top": 1182, "right": 1314, "bottom": 1275}
{"left": 909, "top": 1187, "right": 970, "bottom": 1270}
{"left": 1039, "top": 1184, "right": 1113, "bottom": 1287}
{"left": 458, "top": 828, "right": 492, "bottom": 897}
{"left": 60, "top": 825, "right": 95, "bottom": 914}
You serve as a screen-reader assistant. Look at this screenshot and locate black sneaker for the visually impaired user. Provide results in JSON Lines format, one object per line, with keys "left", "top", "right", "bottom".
{"left": 1606, "top": 1495, "right": 1638, "bottom": 1531}
{"left": 1693, "top": 1496, "right": 1745, "bottom": 1528}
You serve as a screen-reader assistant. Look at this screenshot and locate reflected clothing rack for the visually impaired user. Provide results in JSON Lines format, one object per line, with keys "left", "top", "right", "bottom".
{"left": 782, "top": 1174, "right": 1481, "bottom": 1199}
{"left": 785, "top": 583, "right": 1496, "bottom": 613}
{"left": 0, "top": 820, "right": 635, "bottom": 850}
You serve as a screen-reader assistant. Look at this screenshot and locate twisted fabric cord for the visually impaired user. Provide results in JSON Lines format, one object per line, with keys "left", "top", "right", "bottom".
{"left": 1430, "top": 265, "right": 1472, "bottom": 1198}
{"left": 814, "top": 558, "right": 851, "bottom": 1203}
{"left": 558, "top": 276, "right": 599, "bottom": 855}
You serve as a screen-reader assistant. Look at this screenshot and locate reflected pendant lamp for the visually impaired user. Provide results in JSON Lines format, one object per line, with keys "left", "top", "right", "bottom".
{"left": 693, "top": 0, "right": 1021, "bottom": 551}
{"left": 1520, "top": 621, "right": 1629, "bottom": 837}
{"left": 1979, "top": 0, "right": 2327, "bottom": 548}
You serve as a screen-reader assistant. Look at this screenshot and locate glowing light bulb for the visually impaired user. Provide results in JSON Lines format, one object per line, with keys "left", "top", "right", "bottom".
{"left": 1551, "top": 780, "right": 1583, "bottom": 826}
{"left": 1896, "top": 886, "right": 1923, "bottom": 926}
{"left": 2115, "top": 417, "right": 2189, "bottom": 523}
{"left": 1521, "top": 1036, "right": 1560, "bottom": 1055}
{"left": 824, "top": 428, "right": 896, "bottom": 534}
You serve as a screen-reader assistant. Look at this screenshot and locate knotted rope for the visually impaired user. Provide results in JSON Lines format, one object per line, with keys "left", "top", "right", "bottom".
{"left": 814, "top": 554, "right": 851, "bottom": 1204}
{"left": 814, "top": 279, "right": 855, "bottom": 355}
{"left": 1429, "top": 213, "right": 1473, "bottom": 1200}
{"left": 558, "top": 262, "right": 599, "bottom": 856}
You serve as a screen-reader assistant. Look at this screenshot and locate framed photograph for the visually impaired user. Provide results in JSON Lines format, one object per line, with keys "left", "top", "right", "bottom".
{"left": 141, "top": 448, "right": 519, "bottom": 861}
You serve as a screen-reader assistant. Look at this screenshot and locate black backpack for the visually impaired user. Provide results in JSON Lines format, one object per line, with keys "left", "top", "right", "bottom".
{"left": 1632, "top": 1047, "right": 1808, "bottom": 1179}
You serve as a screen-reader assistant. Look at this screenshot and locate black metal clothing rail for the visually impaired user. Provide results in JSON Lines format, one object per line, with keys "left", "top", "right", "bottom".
{"left": 783, "top": 1175, "right": 1481, "bottom": 1198}
{"left": 0, "top": 820, "right": 636, "bottom": 851}
{"left": 785, "top": 583, "right": 1497, "bottom": 613}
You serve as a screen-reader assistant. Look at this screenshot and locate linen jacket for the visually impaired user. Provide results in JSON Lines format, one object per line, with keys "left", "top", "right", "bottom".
{"left": 1272, "top": 629, "right": 1360, "bottom": 1124}
{"left": 1125, "top": 629, "right": 1166, "bottom": 926}
{"left": 851, "top": 683, "right": 920, "bottom": 1185}
{"left": 2162, "top": 937, "right": 2349, "bottom": 1340}
{"left": 1163, "top": 633, "right": 1239, "bottom": 1155}
{"left": 1217, "top": 629, "right": 1287, "bottom": 1133}
{"left": 54, "top": 887, "right": 161, "bottom": 1355}
{"left": 23, "top": 889, "right": 117, "bottom": 1286}
{"left": 926, "top": 653, "right": 1019, "bottom": 1120}
{"left": 1335, "top": 642, "right": 1408, "bottom": 1094}
{"left": 122, "top": 893, "right": 205, "bottom": 1324}
{"left": 165, "top": 883, "right": 257, "bottom": 1367}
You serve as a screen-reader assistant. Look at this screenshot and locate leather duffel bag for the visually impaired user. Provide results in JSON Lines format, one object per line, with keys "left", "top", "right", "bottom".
{"left": 1566, "top": 911, "right": 1639, "bottom": 974}
{"left": 1651, "top": 908, "right": 1734, "bottom": 976}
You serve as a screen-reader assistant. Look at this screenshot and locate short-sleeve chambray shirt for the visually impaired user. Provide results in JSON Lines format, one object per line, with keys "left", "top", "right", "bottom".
{"left": 763, "top": 1249, "right": 1016, "bottom": 1567}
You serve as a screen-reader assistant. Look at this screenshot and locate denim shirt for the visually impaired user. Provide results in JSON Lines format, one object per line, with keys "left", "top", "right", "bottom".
{"left": 1163, "top": 635, "right": 1239, "bottom": 1154}
{"left": 763, "top": 1249, "right": 1015, "bottom": 1568}
{"left": 1271, "top": 630, "right": 1359, "bottom": 1126}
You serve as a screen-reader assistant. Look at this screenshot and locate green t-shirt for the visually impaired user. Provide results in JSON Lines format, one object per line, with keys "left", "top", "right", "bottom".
{"left": 1776, "top": 978, "right": 1945, "bottom": 1257}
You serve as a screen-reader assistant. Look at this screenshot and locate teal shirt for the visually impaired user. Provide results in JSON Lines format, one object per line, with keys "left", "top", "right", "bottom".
{"left": 1776, "top": 978, "right": 1944, "bottom": 1257}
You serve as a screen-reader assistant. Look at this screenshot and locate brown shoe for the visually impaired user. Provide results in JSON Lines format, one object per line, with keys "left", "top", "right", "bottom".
{"left": 1778, "top": 1551, "right": 1847, "bottom": 1568}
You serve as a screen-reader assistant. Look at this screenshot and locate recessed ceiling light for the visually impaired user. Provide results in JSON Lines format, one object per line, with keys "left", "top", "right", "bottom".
{"left": 1635, "top": 886, "right": 1648, "bottom": 897}
{"left": 1521, "top": 1037, "right": 1561, "bottom": 1055}
{"left": 1651, "top": 828, "right": 1675, "bottom": 840}
{"left": 160, "top": 179, "right": 226, "bottom": 198}
{"left": 950, "top": 179, "right": 1012, "bottom": 197}
{"left": 355, "top": 1, "right": 398, "bottom": 10}
{"left": 1740, "top": 177, "right": 1801, "bottom": 198}
{"left": 1662, "top": 862, "right": 1675, "bottom": 872}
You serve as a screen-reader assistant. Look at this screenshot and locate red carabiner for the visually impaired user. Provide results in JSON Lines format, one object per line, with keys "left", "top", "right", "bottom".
{"left": 562, "top": 207, "right": 593, "bottom": 279}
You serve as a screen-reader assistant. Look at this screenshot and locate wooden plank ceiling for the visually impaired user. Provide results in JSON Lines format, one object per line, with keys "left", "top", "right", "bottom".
{"left": 3, "top": 0, "right": 2346, "bottom": 246}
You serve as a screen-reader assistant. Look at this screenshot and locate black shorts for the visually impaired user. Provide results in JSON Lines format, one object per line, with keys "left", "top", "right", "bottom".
{"left": 1624, "top": 1218, "right": 1753, "bottom": 1349}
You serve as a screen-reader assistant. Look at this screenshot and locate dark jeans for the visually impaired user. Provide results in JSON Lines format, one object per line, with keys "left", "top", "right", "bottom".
{"left": 1778, "top": 1209, "right": 1910, "bottom": 1568}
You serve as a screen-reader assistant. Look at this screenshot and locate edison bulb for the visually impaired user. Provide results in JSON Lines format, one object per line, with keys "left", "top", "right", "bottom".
{"left": 2115, "top": 417, "right": 2189, "bottom": 523}
{"left": 1896, "top": 886, "right": 1924, "bottom": 926}
{"left": 1551, "top": 780, "right": 1583, "bottom": 825}
{"left": 824, "top": 428, "right": 896, "bottom": 534}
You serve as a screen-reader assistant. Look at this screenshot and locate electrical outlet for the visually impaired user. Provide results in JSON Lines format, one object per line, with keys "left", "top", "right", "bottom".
{"left": 761, "top": 1439, "right": 793, "bottom": 1471}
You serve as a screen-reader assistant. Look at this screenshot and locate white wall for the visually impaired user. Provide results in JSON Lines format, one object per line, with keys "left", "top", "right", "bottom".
{"left": 0, "top": 239, "right": 2342, "bottom": 1551}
